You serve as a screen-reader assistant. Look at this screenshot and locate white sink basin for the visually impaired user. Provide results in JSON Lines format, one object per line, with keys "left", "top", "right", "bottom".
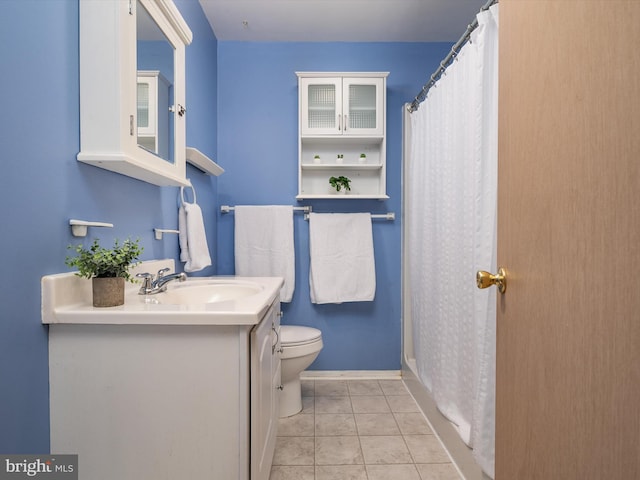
{"left": 156, "top": 281, "right": 263, "bottom": 305}
{"left": 42, "top": 259, "right": 284, "bottom": 326}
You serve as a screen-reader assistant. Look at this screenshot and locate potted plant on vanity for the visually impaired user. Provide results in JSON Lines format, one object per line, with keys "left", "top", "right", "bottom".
{"left": 329, "top": 175, "right": 352, "bottom": 194}
{"left": 65, "top": 238, "right": 143, "bottom": 307}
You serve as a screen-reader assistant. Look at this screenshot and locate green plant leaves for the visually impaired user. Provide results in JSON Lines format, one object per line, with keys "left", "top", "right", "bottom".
{"left": 65, "top": 238, "right": 143, "bottom": 281}
{"left": 329, "top": 175, "right": 351, "bottom": 192}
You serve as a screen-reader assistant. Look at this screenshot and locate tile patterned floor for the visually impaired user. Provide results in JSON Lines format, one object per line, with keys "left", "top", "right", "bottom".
{"left": 270, "top": 378, "right": 463, "bottom": 480}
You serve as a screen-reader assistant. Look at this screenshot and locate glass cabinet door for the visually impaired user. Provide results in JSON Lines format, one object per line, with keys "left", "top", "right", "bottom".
{"left": 300, "top": 77, "right": 384, "bottom": 136}
{"left": 137, "top": 77, "right": 154, "bottom": 136}
{"left": 300, "top": 77, "right": 342, "bottom": 135}
{"left": 308, "top": 84, "right": 336, "bottom": 128}
{"left": 343, "top": 77, "right": 384, "bottom": 136}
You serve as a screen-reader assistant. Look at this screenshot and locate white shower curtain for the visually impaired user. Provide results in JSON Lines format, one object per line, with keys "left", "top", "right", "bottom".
{"left": 406, "top": 5, "right": 498, "bottom": 477}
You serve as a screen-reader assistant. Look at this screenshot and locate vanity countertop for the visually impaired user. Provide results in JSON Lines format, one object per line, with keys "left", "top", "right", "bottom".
{"left": 42, "top": 259, "right": 283, "bottom": 326}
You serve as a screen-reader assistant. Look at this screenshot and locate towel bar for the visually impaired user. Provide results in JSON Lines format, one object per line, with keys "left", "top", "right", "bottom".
{"left": 220, "top": 205, "right": 312, "bottom": 214}
{"left": 219, "top": 206, "right": 393, "bottom": 221}
{"left": 154, "top": 229, "right": 180, "bottom": 240}
{"left": 304, "top": 212, "right": 395, "bottom": 221}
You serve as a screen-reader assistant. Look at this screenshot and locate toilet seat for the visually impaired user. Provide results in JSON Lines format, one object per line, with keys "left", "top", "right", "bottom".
{"left": 280, "top": 325, "right": 322, "bottom": 347}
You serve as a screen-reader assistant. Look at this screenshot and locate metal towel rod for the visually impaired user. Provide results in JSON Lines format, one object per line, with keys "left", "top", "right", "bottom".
{"left": 304, "top": 212, "right": 395, "bottom": 221}
{"left": 220, "top": 205, "right": 394, "bottom": 221}
{"left": 220, "top": 205, "right": 312, "bottom": 214}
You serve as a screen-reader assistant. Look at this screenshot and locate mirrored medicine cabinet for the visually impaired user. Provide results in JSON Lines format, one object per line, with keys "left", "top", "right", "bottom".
{"left": 78, "top": 0, "right": 192, "bottom": 186}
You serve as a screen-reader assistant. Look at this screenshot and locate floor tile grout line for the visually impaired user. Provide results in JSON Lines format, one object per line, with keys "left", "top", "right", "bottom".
{"left": 273, "top": 378, "right": 460, "bottom": 479}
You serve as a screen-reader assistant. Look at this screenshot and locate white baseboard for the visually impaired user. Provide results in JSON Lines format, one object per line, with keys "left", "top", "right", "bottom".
{"left": 301, "top": 370, "right": 402, "bottom": 380}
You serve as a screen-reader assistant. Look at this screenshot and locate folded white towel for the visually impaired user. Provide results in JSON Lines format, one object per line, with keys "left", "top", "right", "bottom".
{"left": 178, "top": 206, "right": 189, "bottom": 263}
{"left": 178, "top": 186, "right": 211, "bottom": 273}
{"left": 234, "top": 206, "right": 295, "bottom": 302}
{"left": 309, "top": 213, "right": 376, "bottom": 304}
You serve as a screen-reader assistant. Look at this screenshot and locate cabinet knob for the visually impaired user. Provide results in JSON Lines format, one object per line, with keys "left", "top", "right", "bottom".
{"left": 170, "top": 104, "right": 187, "bottom": 117}
{"left": 276, "top": 385, "right": 284, "bottom": 391}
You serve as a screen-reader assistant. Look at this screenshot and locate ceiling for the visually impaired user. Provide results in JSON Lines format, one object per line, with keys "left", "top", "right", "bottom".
{"left": 198, "top": 0, "right": 488, "bottom": 43}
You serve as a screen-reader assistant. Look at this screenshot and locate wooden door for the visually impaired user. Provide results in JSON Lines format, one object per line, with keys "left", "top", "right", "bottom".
{"left": 496, "top": 1, "right": 640, "bottom": 478}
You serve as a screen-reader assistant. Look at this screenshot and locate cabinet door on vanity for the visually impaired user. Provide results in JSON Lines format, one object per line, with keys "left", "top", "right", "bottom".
{"left": 250, "top": 301, "right": 281, "bottom": 480}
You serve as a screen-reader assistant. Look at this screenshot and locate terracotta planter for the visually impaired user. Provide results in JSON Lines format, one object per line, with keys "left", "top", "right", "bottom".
{"left": 92, "top": 277, "right": 125, "bottom": 307}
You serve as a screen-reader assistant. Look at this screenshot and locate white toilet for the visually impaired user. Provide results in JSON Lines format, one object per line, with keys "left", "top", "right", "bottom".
{"left": 279, "top": 325, "right": 323, "bottom": 418}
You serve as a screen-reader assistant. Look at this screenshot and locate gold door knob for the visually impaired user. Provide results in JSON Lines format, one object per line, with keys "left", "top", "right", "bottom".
{"left": 476, "top": 267, "right": 507, "bottom": 294}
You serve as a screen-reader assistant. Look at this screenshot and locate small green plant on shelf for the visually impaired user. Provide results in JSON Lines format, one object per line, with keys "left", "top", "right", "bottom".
{"left": 360, "top": 153, "right": 366, "bottom": 159}
{"left": 329, "top": 176, "right": 351, "bottom": 192}
{"left": 65, "top": 238, "right": 143, "bottom": 281}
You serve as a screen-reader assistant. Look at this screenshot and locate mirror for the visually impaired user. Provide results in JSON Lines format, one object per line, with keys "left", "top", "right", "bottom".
{"left": 136, "top": 1, "right": 175, "bottom": 164}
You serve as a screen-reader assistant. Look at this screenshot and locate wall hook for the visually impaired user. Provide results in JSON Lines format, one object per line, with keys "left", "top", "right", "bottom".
{"left": 154, "top": 228, "right": 180, "bottom": 240}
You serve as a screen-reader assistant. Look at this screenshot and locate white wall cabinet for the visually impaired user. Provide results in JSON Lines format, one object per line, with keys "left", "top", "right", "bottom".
{"left": 137, "top": 71, "right": 170, "bottom": 159}
{"left": 296, "top": 72, "right": 389, "bottom": 199}
{"left": 49, "top": 298, "right": 282, "bottom": 480}
{"left": 77, "top": 0, "right": 192, "bottom": 186}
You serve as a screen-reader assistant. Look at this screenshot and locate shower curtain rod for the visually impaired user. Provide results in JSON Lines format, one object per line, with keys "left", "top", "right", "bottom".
{"left": 407, "top": 0, "right": 498, "bottom": 113}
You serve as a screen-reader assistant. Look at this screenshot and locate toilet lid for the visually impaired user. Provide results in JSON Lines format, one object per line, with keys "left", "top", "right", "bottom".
{"left": 280, "top": 325, "right": 322, "bottom": 347}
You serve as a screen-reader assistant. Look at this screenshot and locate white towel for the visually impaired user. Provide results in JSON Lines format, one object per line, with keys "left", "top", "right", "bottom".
{"left": 234, "top": 206, "right": 295, "bottom": 302}
{"left": 178, "top": 206, "right": 189, "bottom": 263}
{"left": 178, "top": 186, "right": 211, "bottom": 273}
{"left": 309, "top": 213, "right": 376, "bottom": 304}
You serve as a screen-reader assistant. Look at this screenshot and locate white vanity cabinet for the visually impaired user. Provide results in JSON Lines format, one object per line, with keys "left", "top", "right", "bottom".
{"left": 48, "top": 292, "right": 282, "bottom": 480}
{"left": 250, "top": 306, "right": 281, "bottom": 480}
{"left": 296, "top": 72, "right": 389, "bottom": 199}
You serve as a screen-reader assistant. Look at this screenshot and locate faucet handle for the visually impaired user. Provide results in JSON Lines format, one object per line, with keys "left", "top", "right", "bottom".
{"left": 156, "top": 267, "right": 171, "bottom": 279}
{"left": 136, "top": 272, "right": 154, "bottom": 294}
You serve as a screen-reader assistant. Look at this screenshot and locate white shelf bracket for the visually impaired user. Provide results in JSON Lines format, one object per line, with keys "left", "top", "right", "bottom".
{"left": 69, "top": 219, "right": 114, "bottom": 237}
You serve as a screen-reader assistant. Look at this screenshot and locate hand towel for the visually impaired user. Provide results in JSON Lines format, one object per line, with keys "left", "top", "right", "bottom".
{"left": 178, "top": 206, "right": 189, "bottom": 263}
{"left": 309, "top": 213, "right": 376, "bottom": 304}
{"left": 234, "top": 206, "right": 295, "bottom": 302}
{"left": 178, "top": 186, "right": 211, "bottom": 272}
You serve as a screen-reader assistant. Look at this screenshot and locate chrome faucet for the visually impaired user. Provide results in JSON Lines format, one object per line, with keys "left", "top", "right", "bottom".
{"left": 136, "top": 268, "right": 187, "bottom": 295}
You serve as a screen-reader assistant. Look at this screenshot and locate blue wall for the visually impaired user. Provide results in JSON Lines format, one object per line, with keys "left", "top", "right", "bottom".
{"left": 0, "top": 0, "right": 449, "bottom": 453}
{"left": 0, "top": 0, "right": 217, "bottom": 453}
{"left": 216, "top": 42, "right": 449, "bottom": 370}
